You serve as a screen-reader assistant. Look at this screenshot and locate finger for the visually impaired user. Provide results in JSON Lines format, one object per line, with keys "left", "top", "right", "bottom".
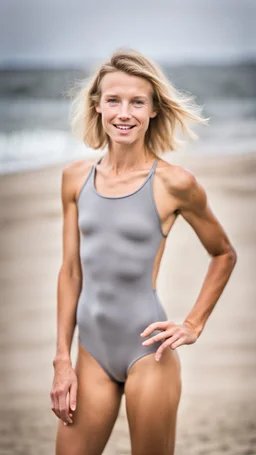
{"left": 50, "top": 392, "right": 59, "bottom": 418}
{"left": 58, "top": 390, "right": 72, "bottom": 424}
{"left": 142, "top": 328, "right": 176, "bottom": 346}
{"left": 69, "top": 380, "right": 78, "bottom": 412}
{"left": 140, "top": 321, "right": 169, "bottom": 337}
{"left": 50, "top": 391, "right": 55, "bottom": 412}
{"left": 53, "top": 393, "right": 61, "bottom": 420}
{"left": 65, "top": 391, "right": 74, "bottom": 424}
{"left": 62, "top": 397, "right": 72, "bottom": 426}
{"left": 155, "top": 334, "right": 181, "bottom": 361}
{"left": 170, "top": 336, "right": 187, "bottom": 350}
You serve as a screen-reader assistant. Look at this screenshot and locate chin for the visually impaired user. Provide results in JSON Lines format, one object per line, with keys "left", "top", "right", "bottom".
{"left": 109, "top": 135, "right": 135, "bottom": 145}
{"left": 114, "top": 140, "right": 134, "bottom": 147}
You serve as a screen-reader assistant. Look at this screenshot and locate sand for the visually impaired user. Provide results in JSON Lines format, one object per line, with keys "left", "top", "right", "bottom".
{"left": 0, "top": 151, "right": 256, "bottom": 455}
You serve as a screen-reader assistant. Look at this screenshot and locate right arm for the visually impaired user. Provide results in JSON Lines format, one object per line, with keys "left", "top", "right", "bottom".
{"left": 55, "top": 164, "right": 82, "bottom": 364}
{"left": 50, "top": 163, "right": 82, "bottom": 425}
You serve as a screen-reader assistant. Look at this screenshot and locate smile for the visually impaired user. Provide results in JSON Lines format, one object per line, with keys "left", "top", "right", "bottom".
{"left": 114, "top": 125, "right": 136, "bottom": 130}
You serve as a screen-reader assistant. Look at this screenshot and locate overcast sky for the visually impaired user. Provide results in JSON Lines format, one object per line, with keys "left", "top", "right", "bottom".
{"left": 1, "top": 0, "right": 255, "bottom": 67}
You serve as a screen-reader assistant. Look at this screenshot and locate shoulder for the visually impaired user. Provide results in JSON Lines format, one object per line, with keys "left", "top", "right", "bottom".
{"left": 157, "top": 158, "right": 197, "bottom": 193}
{"left": 60, "top": 157, "right": 100, "bottom": 202}
{"left": 62, "top": 158, "right": 97, "bottom": 179}
{"left": 157, "top": 158, "right": 207, "bottom": 212}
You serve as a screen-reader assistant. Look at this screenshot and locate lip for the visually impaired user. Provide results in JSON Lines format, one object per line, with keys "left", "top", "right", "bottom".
{"left": 113, "top": 124, "right": 136, "bottom": 127}
{"left": 113, "top": 124, "right": 136, "bottom": 134}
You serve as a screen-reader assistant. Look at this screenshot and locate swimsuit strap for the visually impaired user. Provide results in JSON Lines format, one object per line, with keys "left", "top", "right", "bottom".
{"left": 96, "top": 156, "right": 103, "bottom": 166}
{"left": 148, "top": 158, "right": 159, "bottom": 178}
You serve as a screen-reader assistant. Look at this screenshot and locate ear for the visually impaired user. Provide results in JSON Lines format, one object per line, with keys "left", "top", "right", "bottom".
{"left": 150, "top": 110, "right": 158, "bottom": 119}
{"left": 95, "top": 104, "right": 102, "bottom": 114}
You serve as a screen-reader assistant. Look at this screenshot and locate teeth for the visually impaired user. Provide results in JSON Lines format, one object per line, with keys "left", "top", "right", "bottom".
{"left": 116, "top": 125, "right": 133, "bottom": 130}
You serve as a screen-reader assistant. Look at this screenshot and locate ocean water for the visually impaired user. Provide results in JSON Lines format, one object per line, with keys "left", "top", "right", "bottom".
{"left": 0, "top": 64, "right": 255, "bottom": 174}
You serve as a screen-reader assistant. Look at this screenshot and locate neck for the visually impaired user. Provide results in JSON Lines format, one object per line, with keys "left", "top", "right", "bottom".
{"left": 102, "top": 139, "right": 157, "bottom": 175}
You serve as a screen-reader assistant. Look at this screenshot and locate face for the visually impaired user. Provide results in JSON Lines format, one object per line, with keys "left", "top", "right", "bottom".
{"left": 95, "top": 71, "right": 157, "bottom": 146}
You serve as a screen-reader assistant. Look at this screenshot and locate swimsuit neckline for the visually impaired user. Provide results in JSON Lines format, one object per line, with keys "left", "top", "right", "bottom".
{"left": 92, "top": 157, "right": 158, "bottom": 200}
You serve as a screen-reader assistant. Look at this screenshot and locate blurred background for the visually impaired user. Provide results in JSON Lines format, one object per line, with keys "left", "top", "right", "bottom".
{"left": 0, "top": 0, "right": 255, "bottom": 172}
{"left": 0, "top": 1, "right": 255, "bottom": 454}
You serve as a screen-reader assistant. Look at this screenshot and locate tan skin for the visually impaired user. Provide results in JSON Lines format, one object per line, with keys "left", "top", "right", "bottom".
{"left": 50, "top": 71, "right": 237, "bottom": 455}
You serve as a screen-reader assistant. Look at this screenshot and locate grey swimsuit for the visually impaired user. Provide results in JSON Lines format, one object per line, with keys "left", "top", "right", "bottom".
{"left": 76, "top": 157, "right": 168, "bottom": 383}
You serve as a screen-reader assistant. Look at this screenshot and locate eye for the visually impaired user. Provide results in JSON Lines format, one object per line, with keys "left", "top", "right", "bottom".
{"left": 107, "top": 98, "right": 118, "bottom": 104}
{"left": 134, "top": 100, "right": 144, "bottom": 105}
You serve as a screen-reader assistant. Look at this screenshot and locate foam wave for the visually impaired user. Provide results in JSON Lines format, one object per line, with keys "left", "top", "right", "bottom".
{"left": 0, "top": 130, "right": 96, "bottom": 174}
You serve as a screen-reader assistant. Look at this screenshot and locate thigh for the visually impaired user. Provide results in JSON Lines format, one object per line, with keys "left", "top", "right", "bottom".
{"left": 56, "top": 343, "right": 123, "bottom": 455}
{"left": 124, "top": 348, "right": 182, "bottom": 455}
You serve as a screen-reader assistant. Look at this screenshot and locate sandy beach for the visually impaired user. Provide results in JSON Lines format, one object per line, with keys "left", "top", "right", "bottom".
{"left": 0, "top": 151, "right": 256, "bottom": 455}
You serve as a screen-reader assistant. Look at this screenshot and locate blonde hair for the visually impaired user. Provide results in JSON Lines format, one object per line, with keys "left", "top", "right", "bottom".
{"left": 70, "top": 49, "right": 209, "bottom": 153}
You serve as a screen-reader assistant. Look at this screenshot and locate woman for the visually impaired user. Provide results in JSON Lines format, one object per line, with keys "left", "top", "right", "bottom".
{"left": 50, "top": 49, "right": 237, "bottom": 455}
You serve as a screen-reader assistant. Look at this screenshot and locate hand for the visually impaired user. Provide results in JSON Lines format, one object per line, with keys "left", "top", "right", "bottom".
{"left": 140, "top": 320, "right": 198, "bottom": 361}
{"left": 50, "top": 359, "right": 78, "bottom": 425}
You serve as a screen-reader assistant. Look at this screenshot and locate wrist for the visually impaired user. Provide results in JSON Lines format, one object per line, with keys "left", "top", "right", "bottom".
{"left": 183, "top": 320, "right": 203, "bottom": 338}
{"left": 52, "top": 355, "right": 72, "bottom": 368}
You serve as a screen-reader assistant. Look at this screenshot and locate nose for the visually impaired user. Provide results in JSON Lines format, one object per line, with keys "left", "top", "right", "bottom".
{"left": 117, "top": 102, "right": 132, "bottom": 120}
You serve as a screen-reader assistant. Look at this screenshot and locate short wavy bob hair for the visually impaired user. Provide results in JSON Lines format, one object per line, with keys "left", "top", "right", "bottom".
{"left": 70, "top": 49, "right": 209, "bottom": 154}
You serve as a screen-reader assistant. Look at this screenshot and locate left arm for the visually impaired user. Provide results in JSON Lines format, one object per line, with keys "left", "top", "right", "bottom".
{"left": 141, "top": 170, "right": 237, "bottom": 360}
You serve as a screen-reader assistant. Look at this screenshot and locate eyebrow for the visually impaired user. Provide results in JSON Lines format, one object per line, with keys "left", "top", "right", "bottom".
{"left": 104, "top": 94, "right": 149, "bottom": 100}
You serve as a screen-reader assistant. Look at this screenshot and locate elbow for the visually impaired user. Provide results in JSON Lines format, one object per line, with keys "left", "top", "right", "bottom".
{"left": 59, "top": 263, "right": 82, "bottom": 282}
{"left": 227, "top": 245, "right": 238, "bottom": 268}
{"left": 214, "top": 244, "right": 238, "bottom": 268}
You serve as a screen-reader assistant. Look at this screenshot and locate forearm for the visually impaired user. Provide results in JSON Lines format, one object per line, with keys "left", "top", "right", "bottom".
{"left": 53, "top": 268, "right": 82, "bottom": 364}
{"left": 183, "top": 247, "right": 237, "bottom": 337}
